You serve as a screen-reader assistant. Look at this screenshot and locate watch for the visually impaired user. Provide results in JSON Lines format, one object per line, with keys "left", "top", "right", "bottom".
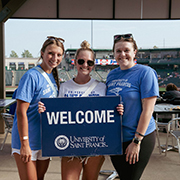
{"left": 133, "top": 136, "right": 141, "bottom": 145}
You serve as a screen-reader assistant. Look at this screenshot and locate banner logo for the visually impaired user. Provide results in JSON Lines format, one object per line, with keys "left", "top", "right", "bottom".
{"left": 54, "top": 135, "right": 69, "bottom": 150}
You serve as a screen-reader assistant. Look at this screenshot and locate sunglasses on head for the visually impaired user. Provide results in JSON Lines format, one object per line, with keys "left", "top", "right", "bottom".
{"left": 47, "top": 36, "right": 65, "bottom": 43}
{"left": 77, "top": 59, "right": 94, "bottom": 66}
{"left": 114, "top": 34, "right": 133, "bottom": 41}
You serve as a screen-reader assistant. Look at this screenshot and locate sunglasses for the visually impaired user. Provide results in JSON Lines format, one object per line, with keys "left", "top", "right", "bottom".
{"left": 114, "top": 34, "right": 133, "bottom": 41}
{"left": 47, "top": 36, "right": 65, "bottom": 43}
{"left": 77, "top": 59, "right": 94, "bottom": 66}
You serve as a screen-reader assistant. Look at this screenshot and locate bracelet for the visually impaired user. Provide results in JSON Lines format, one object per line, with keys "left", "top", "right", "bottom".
{"left": 135, "top": 131, "right": 144, "bottom": 137}
{"left": 21, "top": 136, "right": 28, "bottom": 140}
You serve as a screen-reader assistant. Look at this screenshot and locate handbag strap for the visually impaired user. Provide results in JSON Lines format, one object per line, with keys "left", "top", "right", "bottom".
{"left": 34, "top": 66, "right": 57, "bottom": 97}
{"left": 81, "top": 80, "right": 99, "bottom": 97}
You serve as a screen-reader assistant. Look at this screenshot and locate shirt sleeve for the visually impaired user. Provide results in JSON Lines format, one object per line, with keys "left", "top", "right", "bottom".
{"left": 16, "top": 73, "right": 37, "bottom": 103}
{"left": 140, "top": 68, "right": 159, "bottom": 99}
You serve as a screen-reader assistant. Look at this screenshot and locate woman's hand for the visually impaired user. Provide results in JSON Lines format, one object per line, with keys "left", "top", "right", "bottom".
{"left": 16, "top": 100, "right": 31, "bottom": 163}
{"left": 116, "top": 104, "right": 124, "bottom": 115}
{"left": 38, "top": 101, "right": 46, "bottom": 113}
{"left": 125, "top": 142, "right": 140, "bottom": 164}
{"left": 20, "top": 140, "right": 32, "bottom": 163}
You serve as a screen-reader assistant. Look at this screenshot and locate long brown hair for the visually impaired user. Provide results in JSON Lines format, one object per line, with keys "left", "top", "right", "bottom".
{"left": 166, "top": 83, "right": 178, "bottom": 91}
{"left": 39, "top": 36, "right": 65, "bottom": 90}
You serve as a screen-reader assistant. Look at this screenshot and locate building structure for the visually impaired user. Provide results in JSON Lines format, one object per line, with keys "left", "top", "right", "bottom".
{"left": 5, "top": 57, "right": 40, "bottom": 70}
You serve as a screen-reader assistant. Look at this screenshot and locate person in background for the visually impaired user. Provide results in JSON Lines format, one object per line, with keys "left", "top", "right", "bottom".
{"left": 162, "top": 83, "right": 180, "bottom": 101}
{"left": 38, "top": 40, "right": 124, "bottom": 180}
{"left": 11, "top": 36, "right": 65, "bottom": 180}
{"left": 106, "top": 33, "right": 159, "bottom": 180}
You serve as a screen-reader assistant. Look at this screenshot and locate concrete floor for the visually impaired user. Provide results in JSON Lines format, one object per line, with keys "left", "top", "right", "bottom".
{"left": 0, "top": 132, "right": 180, "bottom": 180}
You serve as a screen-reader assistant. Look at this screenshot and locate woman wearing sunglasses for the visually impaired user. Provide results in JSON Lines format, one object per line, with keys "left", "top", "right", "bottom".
{"left": 39, "top": 40, "right": 123, "bottom": 180}
{"left": 60, "top": 40, "right": 106, "bottom": 180}
{"left": 106, "top": 34, "right": 159, "bottom": 180}
{"left": 11, "top": 36, "right": 65, "bottom": 180}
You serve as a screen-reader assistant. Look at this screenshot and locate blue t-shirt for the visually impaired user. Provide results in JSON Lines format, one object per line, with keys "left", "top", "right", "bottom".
{"left": 106, "top": 64, "right": 159, "bottom": 142}
{"left": 9, "top": 89, "right": 17, "bottom": 115}
{"left": 12, "top": 65, "right": 58, "bottom": 150}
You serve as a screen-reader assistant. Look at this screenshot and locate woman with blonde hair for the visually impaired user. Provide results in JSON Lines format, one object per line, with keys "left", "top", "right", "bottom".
{"left": 12, "top": 36, "right": 65, "bottom": 180}
{"left": 39, "top": 40, "right": 124, "bottom": 180}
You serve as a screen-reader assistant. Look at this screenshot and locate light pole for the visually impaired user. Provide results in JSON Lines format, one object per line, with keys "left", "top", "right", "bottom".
{"left": 91, "top": 20, "right": 93, "bottom": 49}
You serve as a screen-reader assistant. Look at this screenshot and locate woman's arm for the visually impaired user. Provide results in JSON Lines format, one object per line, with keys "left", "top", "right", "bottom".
{"left": 16, "top": 99, "right": 31, "bottom": 163}
{"left": 125, "top": 96, "right": 157, "bottom": 164}
{"left": 136, "top": 96, "right": 157, "bottom": 136}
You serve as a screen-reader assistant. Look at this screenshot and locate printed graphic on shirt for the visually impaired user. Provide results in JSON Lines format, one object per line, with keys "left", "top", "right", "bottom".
{"left": 108, "top": 79, "right": 131, "bottom": 88}
{"left": 109, "top": 87, "right": 122, "bottom": 96}
{"left": 43, "top": 84, "right": 57, "bottom": 98}
{"left": 64, "top": 90, "right": 100, "bottom": 97}
{"left": 108, "top": 79, "right": 131, "bottom": 95}
{"left": 43, "top": 84, "right": 51, "bottom": 95}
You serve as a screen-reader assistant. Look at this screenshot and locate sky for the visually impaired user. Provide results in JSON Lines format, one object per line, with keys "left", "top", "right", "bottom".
{"left": 4, "top": 19, "right": 180, "bottom": 58}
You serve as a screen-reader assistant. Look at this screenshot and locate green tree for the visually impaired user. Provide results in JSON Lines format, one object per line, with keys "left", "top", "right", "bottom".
{"left": 153, "top": 46, "right": 158, "bottom": 49}
{"left": 21, "top": 50, "right": 33, "bottom": 58}
{"left": 10, "top": 50, "right": 18, "bottom": 57}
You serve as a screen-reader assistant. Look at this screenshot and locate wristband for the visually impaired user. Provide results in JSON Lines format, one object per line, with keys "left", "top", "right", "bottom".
{"left": 135, "top": 131, "right": 144, "bottom": 137}
{"left": 21, "top": 136, "right": 28, "bottom": 140}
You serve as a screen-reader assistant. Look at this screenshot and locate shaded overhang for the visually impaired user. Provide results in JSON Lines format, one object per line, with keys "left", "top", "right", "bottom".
{"left": 1, "top": 0, "right": 180, "bottom": 21}
{"left": 1, "top": 0, "right": 180, "bottom": 99}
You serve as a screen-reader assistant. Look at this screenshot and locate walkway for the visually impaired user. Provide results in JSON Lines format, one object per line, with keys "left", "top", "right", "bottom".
{"left": 0, "top": 132, "right": 180, "bottom": 180}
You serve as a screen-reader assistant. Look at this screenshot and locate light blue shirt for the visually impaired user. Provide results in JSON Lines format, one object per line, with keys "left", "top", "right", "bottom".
{"left": 106, "top": 64, "right": 159, "bottom": 142}
{"left": 12, "top": 65, "right": 58, "bottom": 150}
